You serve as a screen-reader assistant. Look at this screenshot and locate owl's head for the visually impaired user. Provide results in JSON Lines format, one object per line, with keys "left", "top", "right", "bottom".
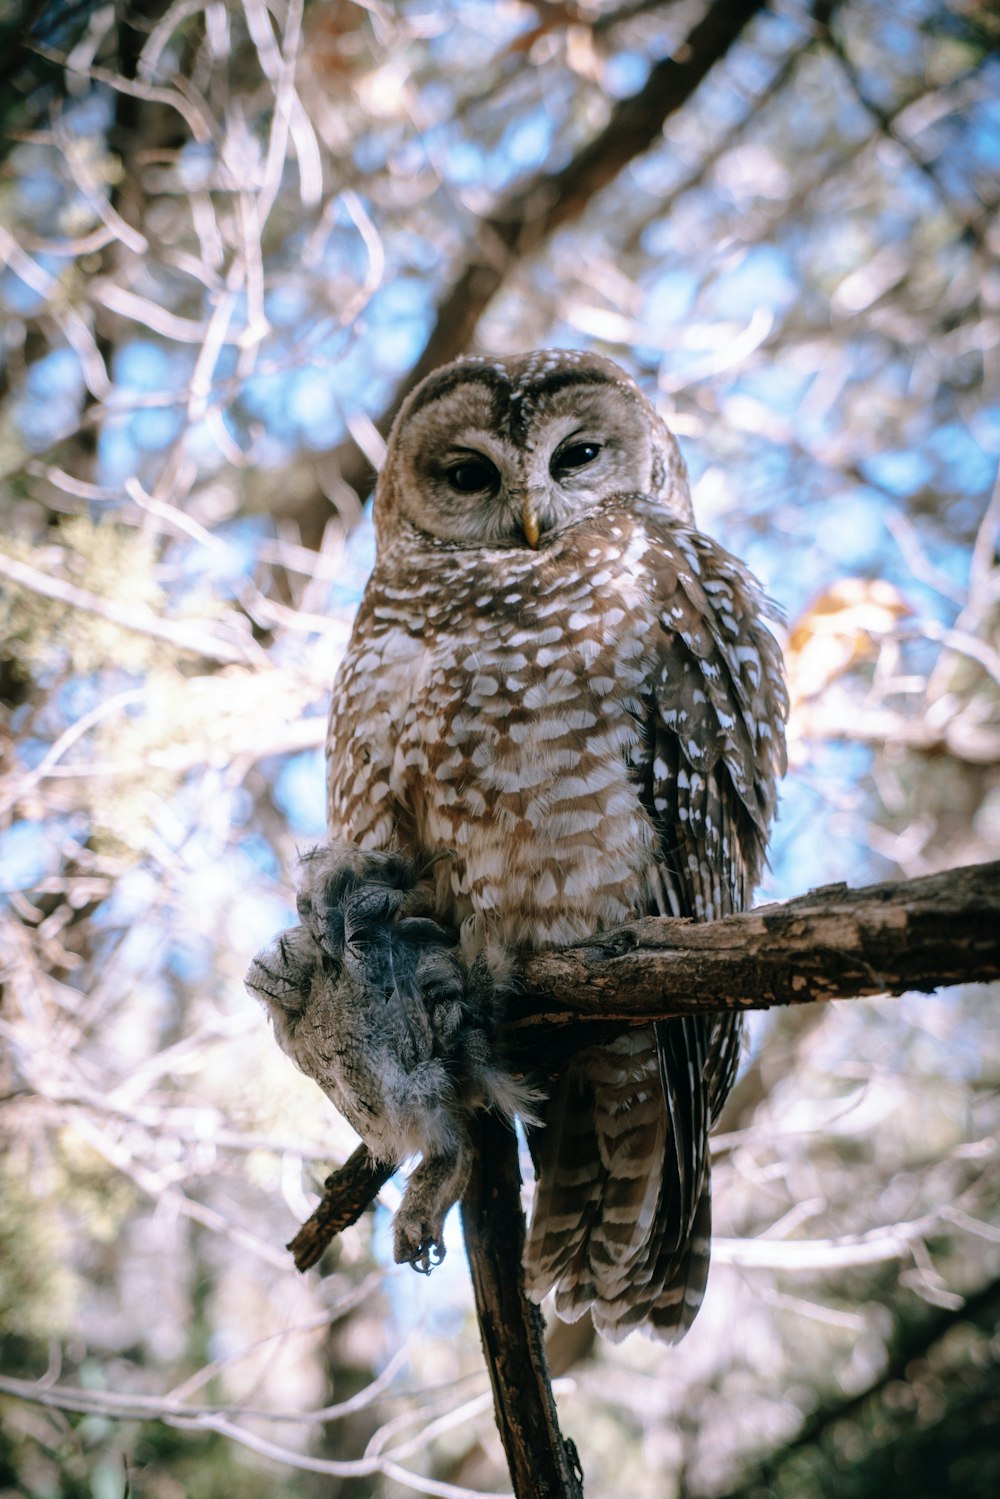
{"left": 374, "top": 350, "right": 693, "bottom": 550}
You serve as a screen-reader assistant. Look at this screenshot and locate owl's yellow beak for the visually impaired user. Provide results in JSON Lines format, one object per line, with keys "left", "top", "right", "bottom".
{"left": 521, "top": 501, "right": 541, "bottom": 548}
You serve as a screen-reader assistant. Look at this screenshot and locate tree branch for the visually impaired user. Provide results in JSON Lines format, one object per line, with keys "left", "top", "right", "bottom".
{"left": 460, "top": 1114, "right": 584, "bottom": 1499}
{"left": 510, "top": 859, "right": 1000, "bottom": 1040}
{"left": 288, "top": 1144, "right": 394, "bottom": 1272}
{"left": 0, "top": 547, "right": 267, "bottom": 668}
{"left": 295, "top": 0, "right": 767, "bottom": 543}
{"left": 290, "top": 860, "right": 998, "bottom": 1265}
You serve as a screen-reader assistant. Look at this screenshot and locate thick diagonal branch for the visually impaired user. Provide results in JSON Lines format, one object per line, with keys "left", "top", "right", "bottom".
{"left": 297, "top": 0, "right": 767, "bottom": 542}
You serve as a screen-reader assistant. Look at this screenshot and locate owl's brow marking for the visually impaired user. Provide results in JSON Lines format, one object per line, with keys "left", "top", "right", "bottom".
{"left": 404, "top": 364, "right": 507, "bottom": 421}
{"left": 404, "top": 356, "right": 633, "bottom": 447}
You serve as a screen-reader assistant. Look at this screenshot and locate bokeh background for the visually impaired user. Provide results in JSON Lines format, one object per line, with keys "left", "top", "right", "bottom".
{"left": 1, "top": 1, "right": 998, "bottom": 1495}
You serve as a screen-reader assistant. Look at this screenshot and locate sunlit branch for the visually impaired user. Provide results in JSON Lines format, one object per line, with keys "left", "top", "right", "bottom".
{"left": 294, "top": 0, "right": 769, "bottom": 541}
{"left": 0, "top": 1369, "right": 516, "bottom": 1498}
{"left": 0, "top": 225, "right": 111, "bottom": 398}
{"left": 969, "top": 470, "right": 1000, "bottom": 610}
{"left": 0, "top": 547, "right": 268, "bottom": 667}
{"left": 509, "top": 860, "right": 999, "bottom": 1035}
{"left": 792, "top": 701, "right": 1000, "bottom": 766}
{"left": 28, "top": 39, "right": 213, "bottom": 139}
{"left": 714, "top": 1213, "right": 949, "bottom": 1272}
{"left": 68, "top": 1109, "right": 292, "bottom": 1269}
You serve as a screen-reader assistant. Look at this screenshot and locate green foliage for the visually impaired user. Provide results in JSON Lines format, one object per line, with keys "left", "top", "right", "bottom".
{"left": 0, "top": 518, "right": 164, "bottom": 676}
{"left": 0, "top": 1170, "right": 76, "bottom": 1343}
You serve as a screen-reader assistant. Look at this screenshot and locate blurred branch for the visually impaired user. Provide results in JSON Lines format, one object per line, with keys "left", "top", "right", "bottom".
{"left": 617, "top": 9, "right": 830, "bottom": 263}
{"left": 30, "top": 37, "right": 214, "bottom": 142}
{"left": 0, "top": 547, "right": 267, "bottom": 667}
{"left": 713, "top": 1206, "right": 968, "bottom": 1273}
{"left": 818, "top": 14, "right": 991, "bottom": 245}
{"left": 591, "top": 0, "right": 685, "bottom": 35}
{"left": 969, "top": 468, "right": 1000, "bottom": 610}
{"left": 710, "top": 1270, "right": 1000, "bottom": 1499}
{"left": 0, "top": 1319, "right": 405, "bottom": 1432}
{"left": 792, "top": 699, "right": 1000, "bottom": 765}
{"left": 0, "top": 1, "right": 47, "bottom": 84}
{"left": 293, "top": 0, "right": 768, "bottom": 543}
{"left": 0, "top": 225, "right": 112, "bottom": 398}
{"left": 68, "top": 1109, "right": 293, "bottom": 1268}
{"left": 0, "top": 1373, "right": 511, "bottom": 1496}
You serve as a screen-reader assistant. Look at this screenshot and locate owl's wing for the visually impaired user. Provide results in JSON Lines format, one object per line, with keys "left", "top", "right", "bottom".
{"left": 642, "top": 521, "right": 785, "bottom": 1116}
{"left": 527, "top": 516, "right": 786, "bottom": 1342}
{"left": 634, "top": 519, "right": 786, "bottom": 1335}
{"left": 640, "top": 521, "right": 785, "bottom": 923}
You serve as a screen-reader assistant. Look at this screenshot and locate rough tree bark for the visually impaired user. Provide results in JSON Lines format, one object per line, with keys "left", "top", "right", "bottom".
{"left": 512, "top": 858, "right": 1000, "bottom": 1030}
{"left": 460, "top": 1114, "right": 585, "bottom": 1499}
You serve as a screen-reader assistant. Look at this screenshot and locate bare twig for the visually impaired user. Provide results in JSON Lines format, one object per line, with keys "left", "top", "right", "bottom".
{"left": 0, "top": 547, "right": 267, "bottom": 667}
{"left": 288, "top": 1144, "right": 395, "bottom": 1271}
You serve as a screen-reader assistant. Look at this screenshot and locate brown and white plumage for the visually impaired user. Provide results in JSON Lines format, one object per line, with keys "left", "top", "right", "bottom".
{"left": 321, "top": 350, "right": 787, "bottom": 1340}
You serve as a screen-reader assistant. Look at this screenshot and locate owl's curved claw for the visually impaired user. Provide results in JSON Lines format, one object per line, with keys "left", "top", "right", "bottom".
{"left": 394, "top": 1216, "right": 447, "bottom": 1274}
{"left": 408, "top": 1239, "right": 446, "bottom": 1276}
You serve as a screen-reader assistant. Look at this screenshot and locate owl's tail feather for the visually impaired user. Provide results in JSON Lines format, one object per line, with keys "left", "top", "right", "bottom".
{"left": 523, "top": 1025, "right": 712, "bottom": 1344}
{"left": 587, "top": 1188, "right": 712, "bottom": 1344}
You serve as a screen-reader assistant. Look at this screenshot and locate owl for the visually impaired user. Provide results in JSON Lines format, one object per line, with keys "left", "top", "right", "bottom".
{"left": 247, "top": 843, "right": 532, "bottom": 1269}
{"left": 312, "top": 350, "right": 784, "bottom": 1341}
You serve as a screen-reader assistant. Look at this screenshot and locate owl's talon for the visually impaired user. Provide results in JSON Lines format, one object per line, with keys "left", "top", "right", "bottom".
{"left": 394, "top": 1216, "right": 447, "bottom": 1273}
{"left": 411, "top": 1247, "right": 434, "bottom": 1275}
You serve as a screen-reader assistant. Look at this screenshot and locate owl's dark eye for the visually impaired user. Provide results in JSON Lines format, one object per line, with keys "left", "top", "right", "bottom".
{"left": 445, "top": 458, "right": 500, "bottom": 495}
{"left": 552, "top": 441, "right": 602, "bottom": 478}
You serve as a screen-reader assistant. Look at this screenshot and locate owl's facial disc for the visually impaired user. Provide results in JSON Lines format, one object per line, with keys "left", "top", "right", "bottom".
{"left": 439, "top": 435, "right": 606, "bottom": 548}
{"left": 423, "top": 421, "right": 617, "bottom": 548}
{"left": 379, "top": 354, "right": 692, "bottom": 549}
{"left": 393, "top": 411, "right": 647, "bottom": 548}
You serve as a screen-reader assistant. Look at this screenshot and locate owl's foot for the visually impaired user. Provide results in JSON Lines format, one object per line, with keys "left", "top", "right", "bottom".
{"left": 393, "top": 1145, "right": 472, "bottom": 1274}
{"left": 393, "top": 1216, "right": 447, "bottom": 1275}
